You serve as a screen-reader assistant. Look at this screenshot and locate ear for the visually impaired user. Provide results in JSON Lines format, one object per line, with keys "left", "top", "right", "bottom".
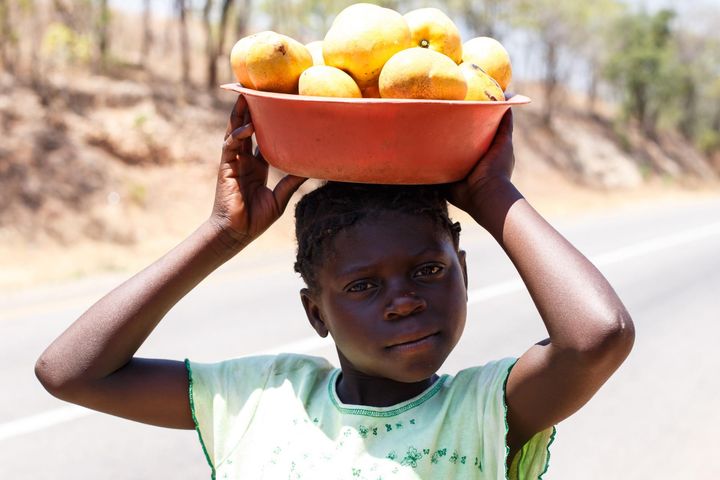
{"left": 458, "top": 250, "right": 468, "bottom": 294}
{"left": 300, "top": 288, "right": 329, "bottom": 338}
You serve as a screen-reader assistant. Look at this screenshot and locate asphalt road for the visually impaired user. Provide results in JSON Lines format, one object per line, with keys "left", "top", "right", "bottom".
{"left": 1, "top": 195, "right": 719, "bottom": 479}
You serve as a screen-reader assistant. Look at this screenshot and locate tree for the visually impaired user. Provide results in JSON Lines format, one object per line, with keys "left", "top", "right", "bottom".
{"left": 604, "top": 9, "right": 677, "bottom": 137}
{"left": 176, "top": 0, "right": 191, "bottom": 87}
{"left": 95, "top": 0, "right": 110, "bottom": 69}
{"left": 203, "top": 0, "right": 239, "bottom": 89}
{"left": 234, "top": 0, "right": 252, "bottom": 40}
{"left": 577, "top": 1, "right": 626, "bottom": 115}
{"left": 202, "top": 0, "right": 217, "bottom": 85}
{"left": 510, "top": 0, "right": 595, "bottom": 125}
{"left": 508, "top": 0, "right": 631, "bottom": 126}
{"left": 449, "top": 0, "right": 507, "bottom": 38}
{"left": 140, "top": 0, "right": 153, "bottom": 67}
{"left": 0, "top": 0, "right": 16, "bottom": 74}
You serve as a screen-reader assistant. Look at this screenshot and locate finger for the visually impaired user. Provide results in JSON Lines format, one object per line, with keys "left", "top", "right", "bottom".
{"left": 224, "top": 95, "right": 249, "bottom": 140}
{"left": 222, "top": 123, "right": 254, "bottom": 162}
{"left": 254, "top": 146, "right": 270, "bottom": 185}
{"left": 484, "top": 110, "right": 513, "bottom": 156}
{"left": 497, "top": 109, "right": 513, "bottom": 139}
{"left": 273, "top": 174, "right": 308, "bottom": 213}
{"left": 242, "top": 107, "right": 253, "bottom": 154}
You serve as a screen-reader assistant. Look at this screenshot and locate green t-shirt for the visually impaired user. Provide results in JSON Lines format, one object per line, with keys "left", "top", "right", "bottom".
{"left": 186, "top": 354, "right": 554, "bottom": 480}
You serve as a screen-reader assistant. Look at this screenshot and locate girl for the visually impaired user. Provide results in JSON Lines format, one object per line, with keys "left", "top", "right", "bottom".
{"left": 36, "top": 97, "right": 634, "bottom": 479}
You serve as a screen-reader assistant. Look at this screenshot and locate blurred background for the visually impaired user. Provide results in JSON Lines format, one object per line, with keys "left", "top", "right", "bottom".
{"left": 1, "top": 1, "right": 719, "bottom": 479}
{"left": 0, "top": 0, "right": 719, "bottom": 287}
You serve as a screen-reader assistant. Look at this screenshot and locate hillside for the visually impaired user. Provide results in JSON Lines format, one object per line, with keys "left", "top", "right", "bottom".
{"left": 1, "top": 70, "right": 718, "bottom": 289}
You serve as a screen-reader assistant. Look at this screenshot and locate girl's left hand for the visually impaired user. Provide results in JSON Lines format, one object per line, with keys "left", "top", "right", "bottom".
{"left": 446, "top": 110, "right": 515, "bottom": 215}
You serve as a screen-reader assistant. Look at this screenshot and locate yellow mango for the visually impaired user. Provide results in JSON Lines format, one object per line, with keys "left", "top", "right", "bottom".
{"left": 305, "top": 40, "right": 325, "bottom": 66}
{"left": 229, "top": 31, "right": 277, "bottom": 89}
{"left": 323, "top": 3, "right": 413, "bottom": 90}
{"left": 462, "top": 36, "right": 512, "bottom": 91}
{"left": 460, "top": 62, "right": 505, "bottom": 101}
{"left": 379, "top": 47, "right": 467, "bottom": 100}
{"left": 404, "top": 8, "right": 463, "bottom": 64}
{"left": 245, "top": 32, "right": 313, "bottom": 94}
{"left": 299, "top": 66, "right": 362, "bottom": 98}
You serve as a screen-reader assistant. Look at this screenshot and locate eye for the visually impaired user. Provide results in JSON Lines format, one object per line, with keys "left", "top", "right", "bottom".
{"left": 345, "top": 281, "right": 376, "bottom": 293}
{"left": 414, "top": 264, "right": 444, "bottom": 278}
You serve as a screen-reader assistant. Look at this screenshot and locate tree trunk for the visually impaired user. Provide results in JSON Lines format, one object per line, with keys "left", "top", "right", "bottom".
{"left": 234, "top": 0, "right": 252, "bottom": 39}
{"left": 203, "top": 0, "right": 215, "bottom": 88}
{"left": 542, "top": 41, "right": 558, "bottom": 126}
{"left": 214, "top": 0, "right": 234, "bottom": 83}
{"left": 140, "top": 0, "right": 153, "bottom": 67}
{"left": 678, "top": 76, "right": 697, "bottom": 141}
{"left": 177, "top": 0, "right": 191, "bottom": 87}
{"left": 204, "top": 0, "right": 235, "bottom": 90}
{"left": 0, "top": 0, "right": 15, "bottom": 74}
{"left": 53, "top": 0, "right": 76, "bottom": 28}
{"left": 96, "top": 0, "right": 110, "bottom": 70}
{"left": 630, "top": 82, "right": 649, "bottom": 136}
{"left": 587, "top": 61, "right": 598, "bottom": 115}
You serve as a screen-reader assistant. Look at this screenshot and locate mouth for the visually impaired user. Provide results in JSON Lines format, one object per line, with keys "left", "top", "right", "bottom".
{"left": 386, "top": 331, "right": 440, "bottom": 352}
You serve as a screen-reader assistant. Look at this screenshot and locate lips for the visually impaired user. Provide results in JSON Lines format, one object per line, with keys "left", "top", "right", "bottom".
{"left": 386, "top": 330, "right": 440, "bottom": 349}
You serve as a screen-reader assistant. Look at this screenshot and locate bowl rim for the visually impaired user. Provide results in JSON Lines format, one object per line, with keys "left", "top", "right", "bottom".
{"left": 220, "top": 83, "right": 531, "bottom": 105}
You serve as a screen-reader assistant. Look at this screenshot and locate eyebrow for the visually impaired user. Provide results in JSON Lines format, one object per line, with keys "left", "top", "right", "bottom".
{"left": 336, "top": 246, "right": 449, "bottom": 279}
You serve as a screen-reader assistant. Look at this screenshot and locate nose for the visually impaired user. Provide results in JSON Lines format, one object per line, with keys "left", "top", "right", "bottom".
{"left": 384, "top": 292, "right": 427, "bottom": 321}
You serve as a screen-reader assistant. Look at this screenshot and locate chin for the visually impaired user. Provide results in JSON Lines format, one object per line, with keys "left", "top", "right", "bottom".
{"left": 387, "top": 358, "right": 447, "bottom": 384}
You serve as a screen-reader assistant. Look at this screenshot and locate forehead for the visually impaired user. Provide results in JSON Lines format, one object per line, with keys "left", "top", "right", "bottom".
{"left": 323, "top": 212, "right": 455, "bottom": 271}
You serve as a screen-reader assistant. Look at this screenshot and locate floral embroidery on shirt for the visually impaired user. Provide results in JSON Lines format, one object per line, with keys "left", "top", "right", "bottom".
{"left": 400, "top": 446, "right": 423, "bottom": 468}
{"left": 430, "top": 447, "right": 447, "bottom": 464}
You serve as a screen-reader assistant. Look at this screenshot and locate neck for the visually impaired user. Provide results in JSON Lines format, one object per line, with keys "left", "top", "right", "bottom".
{"left": 335, "top": 358, "right": 439, "bottom": 407}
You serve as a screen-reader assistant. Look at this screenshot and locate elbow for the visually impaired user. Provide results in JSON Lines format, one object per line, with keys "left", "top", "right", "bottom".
{"left": 35, "top": 354, "right": 62, "bottom": 398}
{"left": 572, "top": 308, "right": 636, "bottom": 368}
{"left": 35, "top": 353, "right": 79, "bottom": 401}
{"left": 599, "top": 309, "right": 635, "bottom": 364}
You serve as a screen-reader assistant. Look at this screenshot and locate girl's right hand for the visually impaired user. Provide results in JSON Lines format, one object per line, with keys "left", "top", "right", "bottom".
{"left": 209, "top": 96, "right": 307, "bottom": 249}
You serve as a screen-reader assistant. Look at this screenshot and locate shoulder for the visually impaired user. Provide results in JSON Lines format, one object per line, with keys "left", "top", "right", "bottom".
{"left": 447, "top": 357, "right": 518, "bottom": 392}
{"left": 433, "top": 357, "right": 517, "bottom": 421}
{"left": 187, "top": 353, "right": 335, "bottom": 392}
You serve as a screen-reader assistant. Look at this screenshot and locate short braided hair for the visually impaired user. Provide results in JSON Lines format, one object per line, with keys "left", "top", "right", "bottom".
{"left": 294, "top": 182, "right": 461, "bottom": 290}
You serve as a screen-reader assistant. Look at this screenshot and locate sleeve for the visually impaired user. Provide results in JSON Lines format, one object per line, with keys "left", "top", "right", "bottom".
{"left": 185, "top": 355, "right": 277, "bottom": 472}
{"left": 475, "top": 357, "right": 556, "bottom": 480}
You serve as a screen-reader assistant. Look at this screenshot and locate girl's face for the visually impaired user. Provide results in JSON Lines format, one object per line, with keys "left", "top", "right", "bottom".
{"left": 301, "top": 212, "right": 467, "bottom": 383}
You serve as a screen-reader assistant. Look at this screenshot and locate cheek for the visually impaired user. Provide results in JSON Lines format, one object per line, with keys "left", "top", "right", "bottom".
{"left": 325, "top": 299, "right": 377, "bottom": 338}
{"left": 438, "top": 271, "right": 468, "bottom": 322}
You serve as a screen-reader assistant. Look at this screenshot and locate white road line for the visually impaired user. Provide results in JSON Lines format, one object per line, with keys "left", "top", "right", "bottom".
{"left": 590, "top": 221, "right": 720, "bottom": 266}
{"left": 0, "top": 405, "right": 94, "bottom": 442}
{"left": 3, "top": 220, "right": 720, "bottom": 441}
{"left": 468, "top": 280, "right": 523, "bottom": 305}
{"left": 467, "top": 221, "right": 720, "bottom": 305}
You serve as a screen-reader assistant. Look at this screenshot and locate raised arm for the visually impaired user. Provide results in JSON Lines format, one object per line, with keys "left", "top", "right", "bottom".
{"left": 34, "top": 97, "right": 306, "bottom": 429}
{"left": 448, "top": 111, "right": 635, "bottom": 457}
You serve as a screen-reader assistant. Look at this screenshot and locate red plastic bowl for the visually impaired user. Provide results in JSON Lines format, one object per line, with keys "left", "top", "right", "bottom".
{"left": 221, "top": 83, "right": 530, "bottom": 184}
